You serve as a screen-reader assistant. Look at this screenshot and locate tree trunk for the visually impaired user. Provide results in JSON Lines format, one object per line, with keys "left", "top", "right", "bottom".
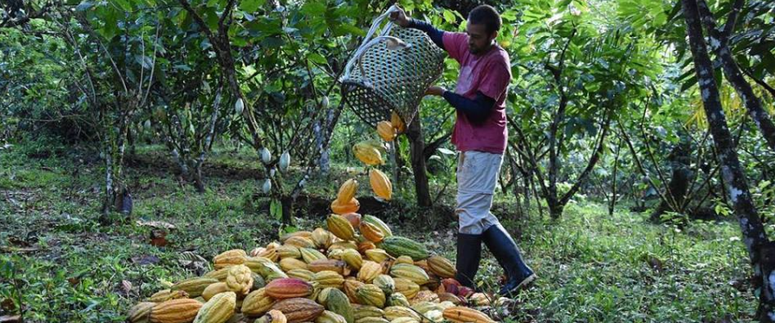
{"left": 406, "top": 118, "right": 432, "bottom": 207}
{"left": 681, "top": 0, "right": 773, "bottom": 320}
{"left": 696, "top": 0, "right": 775, "bottom": 152}
{"left": 609, "top": 137, "right": 622, "bottom": 216}
{"left": 649, "top": 141, "right": 692, "bottom": 222}
{"left": 193, "top": 162, "right": 205, "bottom": 193}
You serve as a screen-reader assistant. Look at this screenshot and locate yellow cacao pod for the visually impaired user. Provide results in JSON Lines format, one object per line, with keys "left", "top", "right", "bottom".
{"left": 194, "top": 291, "right": 235, "bottom": 323}
{"left": 361, "top": 215, "right": 393, "bottom": 238}
{"left": 368, "top": 169, "right": 392, "bottom": 201}
{"left": 389, "top": 264, "right": 429, "bottom": 285}
{"left": 337, "top": 179, "right": 358, "bottom": 203}
{"left": 353, "top": 142, "right": 384, "bottom": 166}
{"left": 202, "top": 282, "right": 230, "bottom": 301}
{"left": 343, "top": 279, "right": 364, "bottom": 304}
{"left": 241, "top": 288, "right": 275, "bottom": 317}
{"left": 359, "top": 222, "right": 384, "bottom": 243}
{"left": 410, "top": 302, "right": 440, "bottom": 315}
{"left": 308, "top": 259, "right": 350, "bottom": 276}
{"left": 149, "top": 289, "right": 189, "bottom": 303}
{"left": 313, "top": 270, "right": 345, "bottom": 289}
{"left": 357, "top": 261, "right": 382, "bottom": 283}
{"left": 128, "top": 302, "right": 155, "bottom": 323}
{"left": 255, "top": 248, "right": 280, "bottom": 262}
{"left": 424, "top": 310, "right": 444, "bottom": 323}
{"left": 390, "top": 318, "right": 419, "bottom": 323}
{"left": 376, "top": 121, "right": 396, "bottom": 142}
{"left": 358, "top": 241, "right": 377, "bottom": 254}
{"left": 391, "top": 111, "right": 405, "bottom": 134}
{"left": 355, "top": 318, "right": 390, "bottom": 323}
{"left": 352, "top": 305, "right": 384, "bottom": 320}
{"left": 281, "top": 258, "right": 310, "bottom": 272}
{"left": 204, "top": 268, "right": 231, "bottom": 282}
{"left": 331, "top": 198, "right": 361, "bottom": 215}
{"left": 341, "top": 249, "right": 363, "bottom": 270}
{"left": 316, "top": 310, "right": 348, "bottom": 323}
{"left": 437, "top": 301, "right": 456, "bottom": 310}
{"left": 394, "top": 256, "right": 413, "bottom": 265}
{"left": 213, "top": 249, "right": 247, "bottom": 269}
{"left": 226, "top": 264, "right": 254, "bottom": 295}
{"left": 364, "top": 249, "right": 391, "bottom": 263}
{"left": 355, "top": 284, "right": 386, "bottom": 308}
{"left": 150, "top": 298, "right": 203, "bottom": 323}
{"left": 468, "top": 293, "right": 490, "bottom": 307}
{"left": 256, "top": 309, "right": 288, "bottom": 323}
{"left": 392, "top": 278, "right": 419, "bottom": 299}
{"left": 287, "top": 269, "right": 315, "bottom": 281}
{"left": 410, "top": 291, "right": 439, "bottom": 305}
{"left": 285, "top": 236, "right": 317, "bottom": 249}
{"left": 384, "top": 306, "right": 421, "bottom": 321}
{"left": 300, "top": 248, "right": 327, "bottom": 264}
{"left": 426, "top": 256, "right": 455, "bottom": 279}
{"left": 327, "top": 214, "right": 356, "bottom": 241}
{"left": 171, "top": 277, "right": 219, "bottom": 298}
{"left": 312, "top": 228, "right": 334, "bottom": 250}
{"left": 441, "top": 306, "right": 495, "bottom": 323}
{"left": 278, "top": 245, "right": 302, "bottom": 259}
{"left": 280, "top": 231, "right": 313, "bottom": 243}
{"left": 387, "top": 293, "right": 410, "bottom": 307}
{"left": 245, "top": 257, "right": 288, "bottom": 281}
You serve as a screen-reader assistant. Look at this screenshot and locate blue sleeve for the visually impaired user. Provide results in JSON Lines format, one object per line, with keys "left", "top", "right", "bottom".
{"left": 442, "top": 91, "right": 496, "bottom": 124}
{"left": 407, "top": 19, "right": 445, "bottom": 50}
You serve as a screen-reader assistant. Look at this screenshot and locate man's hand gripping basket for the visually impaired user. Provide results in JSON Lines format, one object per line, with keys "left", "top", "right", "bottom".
{"left": 340, "top": 5, "right": 446, "bottom": 128}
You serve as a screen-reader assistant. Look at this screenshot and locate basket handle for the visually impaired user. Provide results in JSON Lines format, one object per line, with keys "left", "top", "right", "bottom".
{"left": 340, "top": 4, "right": 410, "bottom": 83}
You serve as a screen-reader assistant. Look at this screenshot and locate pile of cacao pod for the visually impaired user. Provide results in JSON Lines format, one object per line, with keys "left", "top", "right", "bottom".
{"left": 127, "top": 210, "right": 508, "bottom": 323}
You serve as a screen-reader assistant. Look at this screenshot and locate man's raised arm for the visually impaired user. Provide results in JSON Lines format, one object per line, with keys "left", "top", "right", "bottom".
{"left": 390, "top": 7, "right": 445, "bottom": 50}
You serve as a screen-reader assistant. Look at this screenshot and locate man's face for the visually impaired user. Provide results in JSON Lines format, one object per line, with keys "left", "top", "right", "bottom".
{"left": 466, "top": 22, "right": 497, "bottom": 55}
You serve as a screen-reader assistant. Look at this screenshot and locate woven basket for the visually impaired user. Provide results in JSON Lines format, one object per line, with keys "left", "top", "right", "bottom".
{"left": 340, "top": 7, "right": 446, "bottom": 128}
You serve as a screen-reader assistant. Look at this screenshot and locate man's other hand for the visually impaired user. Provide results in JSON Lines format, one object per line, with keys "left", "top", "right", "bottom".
{"left": 425, "top": 85, "right": 446, "bottom": 96}
{"left": 389, "top": 6, "right": 411, "bottom": 27}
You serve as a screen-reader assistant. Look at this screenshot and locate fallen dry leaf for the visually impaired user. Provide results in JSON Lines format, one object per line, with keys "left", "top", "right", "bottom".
{"left": 136, "top": 220, "right": 176, "bottom": 230}
{"left": 121, "top": 280, "right": 132, "bottom": 295}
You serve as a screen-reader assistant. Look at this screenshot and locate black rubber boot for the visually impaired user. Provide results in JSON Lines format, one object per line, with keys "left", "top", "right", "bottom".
{"left": 482, "top": 223, "right": 536, "bottom": 296}
{"left": 455, "top": 232, "right": 482, "bottom": 289}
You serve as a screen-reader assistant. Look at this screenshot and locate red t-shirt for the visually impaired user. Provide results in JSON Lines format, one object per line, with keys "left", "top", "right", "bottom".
{"left": 442, "top": 32, "right": 511, "bottom": 154}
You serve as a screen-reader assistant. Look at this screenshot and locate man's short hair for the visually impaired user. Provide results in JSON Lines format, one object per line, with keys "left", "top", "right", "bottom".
{"left": 468, "top": 5, "right": 502, "bottom": 35}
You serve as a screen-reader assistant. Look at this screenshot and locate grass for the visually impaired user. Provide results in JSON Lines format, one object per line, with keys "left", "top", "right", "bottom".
{"left": 0, "top": 140, "right": 755, "bottom": 322}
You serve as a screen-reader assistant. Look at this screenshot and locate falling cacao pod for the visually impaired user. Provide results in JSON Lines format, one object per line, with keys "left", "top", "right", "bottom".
{"left": 331, "top": 198, "right": 360, "bottom": 215}
{"left": 337, "top": 179, "right": 358, "bottom": 203}
{"left": 391, "top": 111, "right": 405, "bottom": 134}
{"left": 368, "top": 169, "right": 392, "bottom": 201}
{"left": 376, "top": 121, "right": 396, "bottom": 142}
{"left": 353, "top": 142, "right": 384, "bottom": 166}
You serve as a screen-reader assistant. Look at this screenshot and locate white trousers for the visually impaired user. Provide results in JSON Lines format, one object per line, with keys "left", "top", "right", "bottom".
{"left": 455, "top": 151, "right": 503, "bottom": 234}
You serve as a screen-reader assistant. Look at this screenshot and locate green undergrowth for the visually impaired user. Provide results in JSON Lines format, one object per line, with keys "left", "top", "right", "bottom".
{"left": 0, "top": 142, "right": 755, "bottom": 322}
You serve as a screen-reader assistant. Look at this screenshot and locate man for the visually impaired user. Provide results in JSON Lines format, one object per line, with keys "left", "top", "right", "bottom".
{"left": 390, "top": 5, "right": 536, "bottom": 296}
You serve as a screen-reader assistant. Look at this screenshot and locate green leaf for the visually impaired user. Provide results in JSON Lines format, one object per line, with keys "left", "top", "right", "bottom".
{"left": 301, "top": 2, "right": 326, "bottom": 16}
{"left": 239, "top": 0, "right": 266, "bottom": 13}
{"left": 307, "top": 53, "right": 328, "bottom": 65}
{"left": 111, "top": 0, "right": 132, "bottom": 11}
{"left": 443, "top": 10, "right": 455, "bottom": 23}
{"left": 76, "top": 1, "right": 95, "bottom": 11}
